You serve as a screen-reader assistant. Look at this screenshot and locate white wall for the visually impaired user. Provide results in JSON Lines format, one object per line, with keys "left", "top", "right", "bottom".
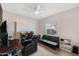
{"left": 2, "top": 7, "right": 79, "bottom": 46}
{"left": 38, "top": 7, "right": 79, "bottom": 46}
{"left": 3, "top": 11, "right": 38, "bottom": 36}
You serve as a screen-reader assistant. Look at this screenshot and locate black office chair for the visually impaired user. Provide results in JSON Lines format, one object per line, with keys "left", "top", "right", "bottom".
{"left": 21, "top": 32, "right": 38, "bottom": 56}
{"left": 21, "top": 37, "right": 37, "bottom": 56}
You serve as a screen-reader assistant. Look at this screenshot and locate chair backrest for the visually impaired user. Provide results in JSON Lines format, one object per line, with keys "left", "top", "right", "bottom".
{"left": 28, "top": 31, "right": 34, "bottom": 39}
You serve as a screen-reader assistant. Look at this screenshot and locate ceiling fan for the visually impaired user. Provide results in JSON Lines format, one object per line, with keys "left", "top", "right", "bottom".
{"left": 34, "top": 4, "right": 41, "bottom": 14}
{"left": 24, "top": 4, "right": 41, "bottom": 14}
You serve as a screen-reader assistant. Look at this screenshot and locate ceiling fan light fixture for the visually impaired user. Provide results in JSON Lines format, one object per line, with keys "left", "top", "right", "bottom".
{"left": 35, "top": 10, "right": 40, "bottom": 14}
{"left": 35, "top": 4, "right": 40, "bottom": 14}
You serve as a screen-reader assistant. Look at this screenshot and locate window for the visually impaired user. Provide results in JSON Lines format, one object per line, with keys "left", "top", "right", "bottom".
{"left": 45, "top": 23, "right": 57, "bottom": 35}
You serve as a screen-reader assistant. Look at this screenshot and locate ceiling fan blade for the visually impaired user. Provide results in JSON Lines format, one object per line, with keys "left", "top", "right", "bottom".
{"left": 36, "top": 5, "right": 40, "bottom": 11}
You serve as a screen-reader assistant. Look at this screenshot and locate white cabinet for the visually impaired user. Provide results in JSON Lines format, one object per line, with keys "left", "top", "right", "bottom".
{"left": 60, "top": 39, "right": 72, "bottom": 53}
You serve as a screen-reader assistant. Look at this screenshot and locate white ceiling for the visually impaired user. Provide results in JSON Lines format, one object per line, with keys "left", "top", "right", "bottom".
{"left": 1, "top": 3, "right": 79, "bottom": 20}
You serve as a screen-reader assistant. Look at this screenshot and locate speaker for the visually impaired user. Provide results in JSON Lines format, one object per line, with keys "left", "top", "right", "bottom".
{"left": 72, "top": 46, "right": 78, "bottom": 54}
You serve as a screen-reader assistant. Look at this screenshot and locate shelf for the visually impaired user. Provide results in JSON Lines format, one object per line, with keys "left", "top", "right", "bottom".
{"left": 60, "top": 39, "right": 72, "bottom": 53}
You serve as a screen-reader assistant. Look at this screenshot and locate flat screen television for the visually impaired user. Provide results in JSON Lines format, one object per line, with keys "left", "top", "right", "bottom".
{"left": 0, "top": 21, "right": 8, "bottom": 46}
{"left": 0, "top": 21, "right": 7, "bottom": 33}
